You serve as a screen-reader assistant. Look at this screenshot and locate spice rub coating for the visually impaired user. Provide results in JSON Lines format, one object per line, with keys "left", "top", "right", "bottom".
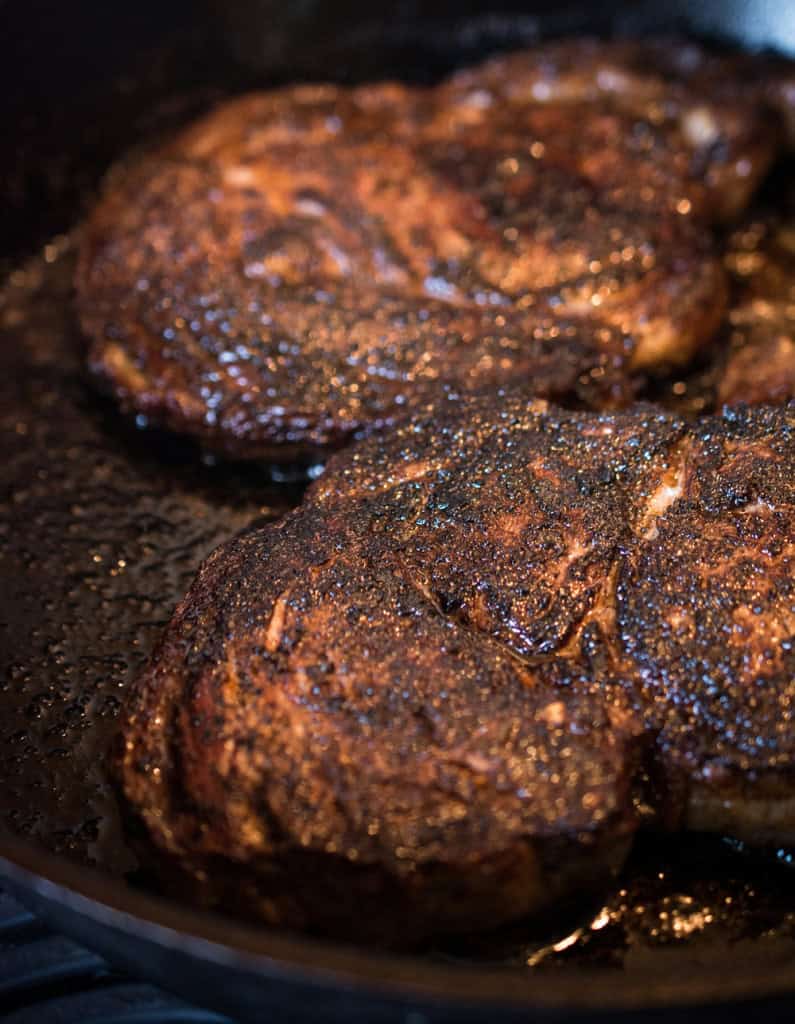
{"left": 77, "top": 36, "right": 795, "bottom": 457}
{"left": 119, "top": 398, "right": 795, "bottom": 941}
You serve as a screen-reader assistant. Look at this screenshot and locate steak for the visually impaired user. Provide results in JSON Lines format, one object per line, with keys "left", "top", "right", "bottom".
{"left": 118, "top": 397, "right": 795, "bottom": 943}
{"left": 77, "top": 39, "right": 792, "bottom": 459}
{"left": 717, "top": 212, "right": 795, "bottom": 406}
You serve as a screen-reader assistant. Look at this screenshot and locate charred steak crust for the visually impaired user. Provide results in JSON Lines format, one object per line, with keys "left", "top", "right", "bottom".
{"left": 118, "top": 399, "right": 795, "bottom": 942}
{"left": 77, "top": 39, "right": 795, "bottom": 458}
{"left": 717, "top": 214, "right": 795, "bottom": 407}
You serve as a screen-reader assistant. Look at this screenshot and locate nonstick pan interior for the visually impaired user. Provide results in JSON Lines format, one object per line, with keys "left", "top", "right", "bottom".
{"left": 2, "top": 2, "right": 795, "bottom": 1021}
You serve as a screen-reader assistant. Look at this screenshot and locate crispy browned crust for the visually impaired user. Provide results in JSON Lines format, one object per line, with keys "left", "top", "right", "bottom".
{"left": 612, "top": 404, "right": 795, "bottom": 804}
{"left": 440, "top": 37, "right": 786, "bottom": 220}
{"left": 717, "top": 214, "right": 795, "bottom": 407}
{"left": 118, "top": 399, "right": 795, "bottom": 942}
{"left": 75, "top": 37, "right": 795, "bottom": 459}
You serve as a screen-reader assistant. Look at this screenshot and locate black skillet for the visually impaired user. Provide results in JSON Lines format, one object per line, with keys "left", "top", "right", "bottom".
{"left": 2, "top": 2, "right": 795, "bottom": 1021}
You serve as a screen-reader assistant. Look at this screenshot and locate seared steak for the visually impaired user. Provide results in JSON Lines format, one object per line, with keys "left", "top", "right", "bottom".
{"left": 77, "top": 39, "right": 793, "bottom": 459}
{"left": 717, "top": 213, "right": 795, "bottom": 406}
{"left": 118, "top": 398, "right": 795, "bottom": 942}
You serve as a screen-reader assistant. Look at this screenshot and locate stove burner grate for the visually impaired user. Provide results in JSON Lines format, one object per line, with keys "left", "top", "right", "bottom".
{"left": 0, "top": 888, "right": 233, "bottom": 1024}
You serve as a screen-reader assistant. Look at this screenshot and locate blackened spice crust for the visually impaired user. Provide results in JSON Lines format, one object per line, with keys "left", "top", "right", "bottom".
{"left": 118, "top": 398, "right": 795, "bottom": 943}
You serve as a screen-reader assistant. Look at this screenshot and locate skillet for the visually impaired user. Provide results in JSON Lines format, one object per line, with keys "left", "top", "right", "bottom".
{"left": 2, "top": 1, "right": 795, "bottom": 1020}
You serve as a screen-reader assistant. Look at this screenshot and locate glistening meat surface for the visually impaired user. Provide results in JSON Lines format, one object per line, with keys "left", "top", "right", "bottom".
{"left": 717, "top": 211, "right": 795, "bottom": 407}
{"left": 118, "top": 398, "right": 795, "bottom": 943}
{"left": 77, "top": 39, "right": 794, "bottom": 458}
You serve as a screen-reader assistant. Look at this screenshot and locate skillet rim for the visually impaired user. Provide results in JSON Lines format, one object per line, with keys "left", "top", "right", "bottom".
{"left": 3, "top": 835, "right": 795, "bottom": 1013}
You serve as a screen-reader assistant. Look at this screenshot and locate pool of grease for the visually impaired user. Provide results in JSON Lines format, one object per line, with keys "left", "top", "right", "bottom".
{"left": 1, "top": 242, "right": 795, "bottom": 972}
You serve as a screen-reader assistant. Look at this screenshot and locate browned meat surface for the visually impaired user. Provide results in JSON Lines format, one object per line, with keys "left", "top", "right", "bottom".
{"left": 77, "top": 38, "right": 795, "bottom": 459}
{"left": 441, "top": 37, "right": 786, "bottom": 221}
{"left": 719, "top": 328, "right": 795, "bottom": 407}
{"left": 638, "top": 39, "right": 795, "bottom": 153}
{"left": 717, "top": 213, "right": 795, "bottom": 406}
{"left": 118, "top": 398, "right": 795, "bottom": 943}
